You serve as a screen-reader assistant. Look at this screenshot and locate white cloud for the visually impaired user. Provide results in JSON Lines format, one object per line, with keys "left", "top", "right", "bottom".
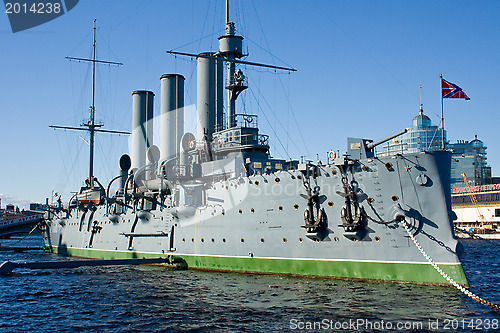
{"left": 0, "top": 193, "right": 33, "bottom": 210}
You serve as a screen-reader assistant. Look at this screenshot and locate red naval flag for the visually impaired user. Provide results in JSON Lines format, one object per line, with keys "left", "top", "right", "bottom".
{"left": 441, "top": 78, "right": 470, "bottom": 100}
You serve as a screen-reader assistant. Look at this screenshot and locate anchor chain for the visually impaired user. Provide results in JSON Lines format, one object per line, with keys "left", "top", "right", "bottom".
{"left": 402, "top": 220, "right": 500, "bottom": 311}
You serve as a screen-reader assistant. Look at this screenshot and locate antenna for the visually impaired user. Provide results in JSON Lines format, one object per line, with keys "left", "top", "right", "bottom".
{"left": 226, "top": 0, "right": 229, "bottom": 24}
{"left": 50, "top": 19, "right": 127, "bottom": 188}
{"left": 419, "top": 85, "right": 423, "bottom": 114}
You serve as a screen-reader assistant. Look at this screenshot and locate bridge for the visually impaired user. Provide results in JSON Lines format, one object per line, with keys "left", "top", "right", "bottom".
{"left": 0, "top": 213, "right": 43, "bottom": 238}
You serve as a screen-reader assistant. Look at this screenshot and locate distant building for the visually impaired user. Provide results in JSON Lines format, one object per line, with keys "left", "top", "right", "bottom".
{"left": 376, "top": 104, "right": 493, "bottom": 191}
{"left": 378, "top": 104, "right": 446, "bottom": 156}
{"left": 449, "top": 135, "right": 491, "bottom": 190}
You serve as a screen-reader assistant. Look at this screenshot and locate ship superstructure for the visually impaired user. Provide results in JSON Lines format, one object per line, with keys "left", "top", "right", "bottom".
{"left": 42, "top": 2, "right": 468, "bottom": 286}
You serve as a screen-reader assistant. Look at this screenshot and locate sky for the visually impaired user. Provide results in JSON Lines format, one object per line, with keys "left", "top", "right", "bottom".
{"left": 1, "top": 0, "right": 499, "bottom": 209}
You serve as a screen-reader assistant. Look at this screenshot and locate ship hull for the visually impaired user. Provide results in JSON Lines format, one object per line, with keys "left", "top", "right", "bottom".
{"left": 43, "top": 151, "right": 469, "bottom": 286}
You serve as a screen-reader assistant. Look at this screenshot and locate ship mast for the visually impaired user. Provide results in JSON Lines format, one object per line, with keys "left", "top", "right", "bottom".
{"left": 223, "top": 0, "right": 246, "bottom": 129}
{"left": 50, "top": 19, "right": 127, "bottom": 188}
{"left": 88, "top": 19, "right": 98, "bottom": 186}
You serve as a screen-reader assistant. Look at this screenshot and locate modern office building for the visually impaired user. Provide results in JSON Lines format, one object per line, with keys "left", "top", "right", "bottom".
{"left": 378, "top": 104, "right": 445, "bottom": 156}
{"left": 377, "top": 105, "right": 491, "bottom": 190}
{"left": 449, "top": 136, "right": 491, "bottom": 189}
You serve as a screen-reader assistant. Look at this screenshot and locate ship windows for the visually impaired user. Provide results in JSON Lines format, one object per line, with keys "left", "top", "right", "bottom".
{"left": 223, "top": 238, "right": 226, "bottom": 243}
{"left": 239, "top": 209, "right": 243, "bottom": 214}
{"left": 191, "top": 238, "right": 194, "bottom": 242}
{"left": 201, "top": 238, "right": 204, "bottom": 243}
{"left": 255, "top": 181, "right": 259, "bottom": 186}
{"left": 391, "top": 195, "right": 399, "bottom": 202}
{"left": 260, "top": 238, "right": 264, "bottom": 243}
{"left": 299, "top": 237, "right": 303, "bottom": 243}
{"left": 182, "top": 238, "right": 185, "bottom": 242}
{"left": 282, "top": 238, "right": 287, "bottom": 243}
{"left": 251, "top": 208, "right": 255, "bottom": 213}
{"left": 331, "top": 170, "right": 337, "bottom": 176}
{"left": 297, "top": 175, "right": 302, "bottom": 180}
{"left": 375, "top": 236, "right": 381, "bottom": 242}
{"left": 279, "top": 206, "right": 283, "bottom": 211}
{"left": 211, "top": 238, "right": 215, "bottom": 243}
{"left": 241, "top": 238, "right": 245, "bottom": 243}
{"left": 495, "top": 209, "right": 500, "bottom": 217}
{"left": 328, "top": 201, "right": 333, "bottom": 207}
{"left": 294, "top": 204, "right": 299, "bottom": 210}
{"left": 275, "top": 163, "right": 282, "bottom": 170}
{"left": 254, "top": 162, "right": 262, "bottom": 169}
{"left": 334, "top": 237, "right": 339, "bottom": 242}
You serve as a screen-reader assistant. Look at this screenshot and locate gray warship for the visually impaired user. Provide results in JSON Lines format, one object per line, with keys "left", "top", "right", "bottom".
{"left": 42, "top": 3, "right": 468, "bottom": 286}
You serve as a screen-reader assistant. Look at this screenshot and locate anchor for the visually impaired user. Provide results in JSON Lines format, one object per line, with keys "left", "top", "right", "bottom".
{"left": 336, "top": 165, "right": 365, "bottom": 238}
{"left": 300, "top": 169, "right": 326, "bottom": 237}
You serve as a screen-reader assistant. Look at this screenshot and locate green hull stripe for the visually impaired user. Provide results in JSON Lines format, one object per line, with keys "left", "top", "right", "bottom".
{"left": 49, "top": 246, "right": 469, "bottom": 286}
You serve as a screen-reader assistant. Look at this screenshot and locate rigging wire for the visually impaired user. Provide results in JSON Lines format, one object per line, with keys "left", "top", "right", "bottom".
{"left": 247, "top": 75, "right": 303, "bottom": 159}
{"left": 247, "top": 88, "right": 290, "bottom": 160}
{"left": 248, "top": 0, "right": 310, "bottom": 157}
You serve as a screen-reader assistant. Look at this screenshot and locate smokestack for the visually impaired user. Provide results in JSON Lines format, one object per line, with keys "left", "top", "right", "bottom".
{"left": 215, "top": 57, "right": 224, "bottom": 132}
{"left": 160, "top": 74, "right": 185, "bottom": 162}
{"left": 131, "top": 90, "right": 154, "bottom": 170}
{"left": 197, "top": 53, "right": 217, "bottom": 142}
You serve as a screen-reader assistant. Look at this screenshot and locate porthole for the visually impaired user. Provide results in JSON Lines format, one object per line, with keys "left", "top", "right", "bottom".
{"left": 391, "top": 195, "right": 399, "bottom": 202}
{"left": 299, "top": 237, "right": 303, "bottom": 243}
{"left": 362, "top": 165, "right": 369, "bottom": 172}
{"left": 283, "top": 238, "right": 287, "bottom": 243}
{"left": 260, "top": 238, "right": 264, "bottom": 243}
{"left": 191, "top": 238, "right": 195, "bottom": 242}
{"left": 294, "top": 204, "right": 299, "bottom": 210}
{"left": 334, "top": 237, "right": 339, "bottom": 242}
{"left": 211, "top": 238, "right": 215, "bottom": 242}
{"left": 201, "top": 238, "right": 204, "bottom": 243}
{"left": 241, "top": 238, "right": 245, "bottom": 243}
{"left": 328, "top": 201, "right": 333, "bottom": 207}
{"left": 375, "top": 236, "right": 380, "bottom": 242}
{"left": 331, "top": 169, "right": 337, "bottom": 176}
{"left": 279, "top": 206, "right": 283, "bottom": 211}
{"left": 182, "top": 238, "right": 186, "bottom": 242}
{"left": 367, "top": 197, "right": 375, "bottom": 204}
{"left": 385, "top": 162, "right": 393, "bottom": 170}
{"left": 223, "top": 238, "right": 226, "bottom": 243}
{"left": 251, "top": 208, "right": 255, "bottom": 213}
{"left": 275, "top": 178, "right": 280, "bottom": 183}
{"left": 297, "top": 175, "right": 302, "bottom": 180}
{"left": 239, "top": 209, "right": 243, "bottom": 214}
{"left": 226, "top": 186, "right": 228, "bottom": 190}
{"left": 255, "top": 181, "right": 259, "bottom": 186}
{"left": 315, "top": 239, "right": 321, "bottom": 243}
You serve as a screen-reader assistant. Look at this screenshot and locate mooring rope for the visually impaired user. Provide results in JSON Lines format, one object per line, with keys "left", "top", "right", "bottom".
{"left": 402, "top": 220, "right": 500, "bottom": 311}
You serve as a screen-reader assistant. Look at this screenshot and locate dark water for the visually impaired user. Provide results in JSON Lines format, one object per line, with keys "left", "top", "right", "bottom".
{"left": 0, "top": 236, "right": 498, "bottom": 332}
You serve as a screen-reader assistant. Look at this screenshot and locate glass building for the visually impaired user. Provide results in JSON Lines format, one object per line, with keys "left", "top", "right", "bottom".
{"left": 378, "top": 104, "right": 445, "bottom": 156}
{"left": 376, "top": 104, "right": 491, "bottom": 190}
{"left": 449, "top": 136, "right": 491, "bottom": 189}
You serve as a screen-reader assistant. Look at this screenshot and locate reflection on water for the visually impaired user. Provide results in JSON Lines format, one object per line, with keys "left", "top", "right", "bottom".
{"left": 0, "top": 236, "right": 498, "bottom": 332}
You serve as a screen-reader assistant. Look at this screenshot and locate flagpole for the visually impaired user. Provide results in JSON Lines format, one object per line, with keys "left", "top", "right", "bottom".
{"left": 440, "top": 73, "right": 445, "bottom": 150}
